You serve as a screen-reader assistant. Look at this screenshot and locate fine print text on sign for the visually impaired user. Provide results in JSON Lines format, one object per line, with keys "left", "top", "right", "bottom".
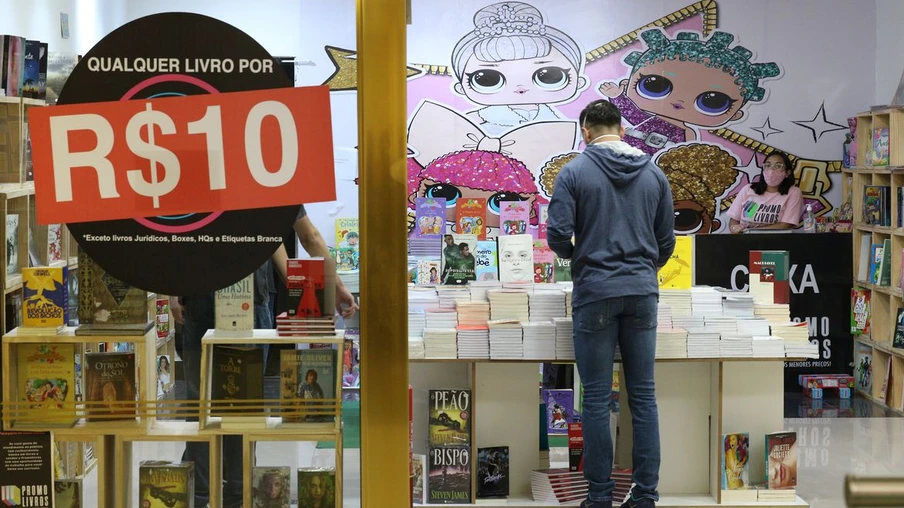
{"left": 30, "top": 86, "right": 336, "bottom": 225}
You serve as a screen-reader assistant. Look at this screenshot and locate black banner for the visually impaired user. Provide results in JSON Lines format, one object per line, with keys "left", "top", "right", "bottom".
{"left": 694, "top": 233, "right": 853, "bottom": 391}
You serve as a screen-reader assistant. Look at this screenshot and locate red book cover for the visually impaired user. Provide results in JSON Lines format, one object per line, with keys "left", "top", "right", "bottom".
{"left": 455, "top": 198, "right": 487, "bottom": 240}
{"left": 568, "top": 422, "right": 583, "bottom": 471}
{"left": 286, "top": 259, "right": 325, "bottom": 318}
{"left": 748, "top": 250, "right": 790, "bottom": 305}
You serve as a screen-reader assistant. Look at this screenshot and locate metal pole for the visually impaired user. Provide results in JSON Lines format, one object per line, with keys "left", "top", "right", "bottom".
{"left": 846, "top": 476, "right": 904, "bottom": 507}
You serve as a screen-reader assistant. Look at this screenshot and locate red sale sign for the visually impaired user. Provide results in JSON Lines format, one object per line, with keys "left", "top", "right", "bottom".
{"left": 29, "top": 86, "right": 336, "bottom": 225}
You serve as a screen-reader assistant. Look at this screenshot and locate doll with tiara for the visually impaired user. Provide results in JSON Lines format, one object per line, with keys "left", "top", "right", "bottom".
{"left": 598, "top": 29, "right": 781, "bottom": 155}
{"left": 451, "top": 2, "right": 587, "bottom": 136}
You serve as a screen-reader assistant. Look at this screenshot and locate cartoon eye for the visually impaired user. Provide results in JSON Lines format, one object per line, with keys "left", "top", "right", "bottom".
{"left": 635, "top": 74, "right": 673, "bottom": 100}
{"left": 674, "top": 208, "right": 704, "bottom": 234}
{"left": 425, "top": 184, "right": 462, "bottom": 206}
{"left": 487, "top": 192, "right": 525, "bottom": 215}
{"left": 694, "top": 91, "right": 735, "bottom": 116}
{"left": 532, "top": 66, "right": 570, "bottom": 91}
{"left": 467, "top": 70, "right": 506, "bottom": 93}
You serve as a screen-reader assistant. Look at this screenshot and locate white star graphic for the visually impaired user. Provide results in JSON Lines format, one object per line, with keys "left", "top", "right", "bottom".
{"left": 792, "top": 103, "right": 847, "bottom": 143}
{"left": 751, "top": 117, "right": 784, "bottom": 140}
{"left": 734, "top": 154, "right": 762, "bottom": 183}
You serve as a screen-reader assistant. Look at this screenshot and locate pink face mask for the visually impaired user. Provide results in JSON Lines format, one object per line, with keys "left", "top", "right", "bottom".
{"left": 763, "top": 170, "right": 785, "bottom": 188}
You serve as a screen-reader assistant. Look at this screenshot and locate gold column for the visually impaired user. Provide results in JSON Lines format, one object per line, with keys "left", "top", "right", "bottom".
{"left": 357, "top": 0, "right": 409, "bottom": 507}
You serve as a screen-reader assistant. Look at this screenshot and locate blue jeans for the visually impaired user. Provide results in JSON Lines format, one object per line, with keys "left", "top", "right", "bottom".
{"left": 573, "top": 295, "right": 660, "bottom": 503}
{"left": 181, "top": 295, "right": 273, "bottom": 508}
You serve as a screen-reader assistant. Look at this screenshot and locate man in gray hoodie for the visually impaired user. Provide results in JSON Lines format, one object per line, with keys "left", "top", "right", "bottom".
{"left": 547, "top": 99, "right": 675, "bottom": 508}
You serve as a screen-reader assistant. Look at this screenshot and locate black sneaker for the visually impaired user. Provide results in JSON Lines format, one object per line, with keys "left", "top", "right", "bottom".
{"left": 580, "top": 500, "right": 613, "bottom": 508}
{"left": 620, "top": 496, "right": 656, "bottom": 508}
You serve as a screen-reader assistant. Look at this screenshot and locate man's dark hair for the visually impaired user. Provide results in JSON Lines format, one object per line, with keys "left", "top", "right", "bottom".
{"left": 579, "top": 99, "right": 622, "bottom": 130}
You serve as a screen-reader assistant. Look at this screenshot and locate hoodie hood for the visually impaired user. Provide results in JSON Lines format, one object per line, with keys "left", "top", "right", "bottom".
{"left": 583, "top": 141, "right": 651, "bottom": 188}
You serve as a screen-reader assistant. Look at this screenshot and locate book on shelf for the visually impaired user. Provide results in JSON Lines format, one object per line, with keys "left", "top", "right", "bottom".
{"left": 499, "top": 201, "right": 529, "bottom": 235}
{"left": 76, "top": 251, "right": 150, "bottom": 334}
{"left": 880, "top": 239, "right": 892, "bottom": 286}
{"left": 537, "top": 202, "right": 549, "bottom": 239}
{"left": 429, "top": 445, "right": 471, "bottom": 504}
{"left": 856, "top": 342, "right": 873, "bottom": 393}
{"left": 533, "top": 241, "right": 554, "bottom": 283}
{"left": 251, "top": 466, "right": 291, "bottom": 508}
{"left": 475, "top": 240, "right": 499, "bottom": 281}
{"left": 863, "top": 185, "right": 890, "bottom": 226}
{"left": 870, "top": 244, "right": 884, "bottom": 284}
{"left": 441, "top": 234, "right": 478, "bottom": 285}
{"left": 157, "top": 354, "right": 173, "bottom": 398}
{"left": 721, "top": 433, "right": 751, "bottom": 491}
{"left": 54, "top": 478, "right": 82, "bottom": 508}
{"left": 2, "top": 35, "right": 25, "bottom": 97}
{"left": 895, "top": 308, "right": 904, "bottom": 349}
{"left": 214, "top": 273, "right": 254, "bottom": 336}
{"left": 455, "top": 197, "right": 487, "bottom": 239}
{"left": 342, "top": 335, "right": 359, "bottom": 389}
{"left": 858, "top": 235, "right": 871, "bottom": 282}
{"left": 748, "top": 250, "right": 789, "bottom": 305}
{"left": 851, "top": 289, "right": 871, "bottom": 336}
{"left": 335, "top": 217, "right": 359, "bottom": 249}
{"left": 554, "top": 255, "right": 572, "bottom": 282}
{"left": 210, "top": 345, "right": 264, "bottom": 425}
{"left": 543, "top": 389, "right": 574, "bottom": 435}
{"left": 46, "top": 224, "right": 62, "bottom": 264}
{"left": 848, "top": 117, "right": 859, "bottom": 167}
{"left": 497, "top": 234, "right": 534, "bottom": 283}
{"left": 0, "top": 431, "right": 53, "bottom": 507}
{"left": 416, "top": 259, "right": 441, "bottom": 285}
{"left": 17, "top": 343, "right": 76, "bottom": 425}
{"left": 139, "top": 461, "right": 194, "bottom": 508}
{"left": 22, "top": 40, "right": 42, "bottom": 99}
{"left": 279, "top": 348, "right": 337, "bottom": 423}
{"left": 156, "top": 298, "right": 170, "bottom": 340}
{"left": 568, "top": 422, "right": 583, "bottom": 471}
{"left": 765, "top": 431, "right": 798, "bottom": 490}
{"left": 286, "top": 258, "right": 328, "bottom": 318}
{"left": 899, "top": 188, "right": 904, "bottom": 228}
{"left": 477, "top": 446, "right": 509, "bottom": 498}
{"left": 21, "top": 266, "right": 68, "bottom": 333}
{"left": 658, "top": 235, "right": 693, "bottom": 289}
{"left": 412, "top": 453, "right": 427, "bottom": 505}
{"left": 873, "top": 128, "right": 890, "bottom": 166}
{"left": 429, "top": 389, "right": 471, "bottom": 446}
{"left": 6, "top": 212, "right": 18, "bottom": 276}
{"left": 414, "top": 197, "right": 446, "bottom": 238}
{"left": 530, "top": 469, "right": 588, "bottom": 504}
{"left": 4, "top": 291, "right": 21, "bottom": 332}
{"left": 297, "top": 467, "right": 336, "bottom": 507}
{"left": 881, "top": 355, "right": 892, "bottom": 402}
{"left": 84, "top": 351, "right": 136, "bottom": 421}
{"left": 335, "top": 246, "right": 359, "bottom": 271}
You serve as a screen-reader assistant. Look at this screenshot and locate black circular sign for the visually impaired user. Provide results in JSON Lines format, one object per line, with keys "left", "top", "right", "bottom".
{"left": 58, "top": 13, "right": 298, "bottom": 296}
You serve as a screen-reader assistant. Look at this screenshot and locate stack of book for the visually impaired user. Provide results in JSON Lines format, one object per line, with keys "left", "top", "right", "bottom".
{"left": 691, "top": 286, "right": 723, "bottom": 317}
{"left": 672, "top": 315, "right": 704, "bottom": 331}
{"left": 529, "top": 290, "right": 567, "bottom": 323}
{"left": 456, "top": 302, "right": 491, "bottom": 327}
{"left": 758, "top": 488, "right": 797, "bottom": 503}
{"left": 488, "top": 319, "right": 523, "bottom": 359}
{"left": 409, "top": 287, "right": 439, "bottom": 313}
{"left": 488, "top": 290, "right": 530, "bottom": 322}
{"left": 423, "top": 328, "right": 458, "bottom": 359}
{"left": 437, "top": 286, "right": 471, "bottom": 310}
{"left": 719, "top": 334, "right": 754, "bottom": 357}
{"left": 554, "top": 317, "right": 575, "bottom": 360}
{"left": 409, "top": 338, "right": 426, "bottom": 359}
{"left": 564, "top": 288, "right": 573, "bottom": 317}
{"left": 655, "top": 328, "right": 688, "bottom": 359}
{"left": 660, "top": 289, "right": 692, "bottom": 316}
{"left": 425, "top": 309, "right": 458, "bottom": 330}
{"left": 721, "top": 290, "right": 755, "bottom": 318}
{"left": 469, "top": 280, "right": 501, "bottom": 302}
{"left": 657, "top": 303, "right": 673, "bottom": 329}
{"left": 737, "top": 318, "right": 771, "bottom": 337}
{"left": 705, "top": 316, "right": 738, "bottom": 336}
{"left": 754, "top": 303, "right": 791, "bottom": 324}
{"left": 773, "top": 322, "right": 818, "bottom": 358}
{"left": 523, "top": 322, "right": 556, "bottom": 360}
{"left": 686, "top": 327, "right": 721, "bottom": 358}
{"left": 276, "top": 315, "right": 336, "bottom": 337}
{"left": 408, "top": 311, "right": 426, "bottom": 338}
{"left": 457, "top": 326, "right": 490, "bottom": 359}
{"left": 612, "top": 469, "right": 634, "bottom": 505}
{"left": 530, "top": 469, "right": 587, "bottom": 504}
{"left": 409, "top": 238, "right": 440, "bottom": 257}
{"left": 752, "top": 336, "right": 786, "bottom": 357}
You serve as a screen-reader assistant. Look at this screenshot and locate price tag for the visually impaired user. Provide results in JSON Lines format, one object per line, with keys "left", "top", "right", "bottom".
{"left": 30, "top": 86, "right": 335, "bottom": 225}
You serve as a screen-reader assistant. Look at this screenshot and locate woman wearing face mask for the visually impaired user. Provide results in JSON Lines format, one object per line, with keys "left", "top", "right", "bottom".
{"left": 727, "top": 151, "right": 803, "bottom": 233}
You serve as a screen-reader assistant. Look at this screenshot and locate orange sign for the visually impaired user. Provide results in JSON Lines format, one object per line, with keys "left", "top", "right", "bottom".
{"left": 30, "top": 86, "right": 336, "bottom": 224}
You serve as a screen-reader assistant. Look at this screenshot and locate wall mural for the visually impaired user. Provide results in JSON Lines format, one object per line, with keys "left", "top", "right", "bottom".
{"left": 323, "top": 0, "right": 847, "bottom": 236}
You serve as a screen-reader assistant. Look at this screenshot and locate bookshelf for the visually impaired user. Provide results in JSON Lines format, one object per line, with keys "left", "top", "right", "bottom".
{"left": 851, "top": 108, "right": 904, "bottom": 414}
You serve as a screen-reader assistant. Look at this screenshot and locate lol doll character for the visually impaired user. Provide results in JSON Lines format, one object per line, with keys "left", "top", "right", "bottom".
{"left": 655, "top": 143, "right": 740, "bottom": 234}
{"left": 598, "top": 29, "right": 780, "bottom": 155}
{"left": 451, "top": 2, "right": 587, "bottom": 135}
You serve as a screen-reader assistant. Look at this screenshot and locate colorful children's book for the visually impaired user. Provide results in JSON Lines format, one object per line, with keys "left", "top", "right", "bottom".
{"left": 721, "top": 433, "right": 751, "bottom": 490}
{"left": 863, "top": 186, "right": 884, "bottom": 225}
{"left": 416, "top": 259, "right": 441, "bottom": 285}
{"left": 856, "top": 342, "right": 873, "bottom": 392}
{"left": 748, "top": 251, "right": 790, "bottom": 305}
{"left": 414, "top": 197, "right": 446, "bottom": 238}
{"left": 894, "top": 308, "right": 904, "bottom": 349}
{"left": 497, "top": 234, "right": 534, "bottom": 283}
{"left": 335, "top": 218, "right": 359, "bottom": 250}
{"left": 851, "top": 289, "right": 871, "bottom": 336}
{"left": 537, "top": 203, "right": 549, "bottom": 239}
{"left": 533, "top": 241, "right": 554, "bottom": 283}
{"left": 659, "top": 235, "right": 693, "bottom": 289}
{"left": 499, "top": 201, "right": 529, "bottom": 236}
{"left": 870, "top": 244, "right": 884, "bottom": 284}
{"left": 22, "top": 266, "right": 67, "bottom": 331}
{"left": 474, "top": 240, "right": 499, "bottom": 281}
{"left": 441, "top": 234, "right": 478, "bottom": 285}
{"left": 336, "top": 247, "right": 359, "bottom": 271}
{"left": 765, "top": 432, "right": 798, "bottom": 490}
{"left": 880, "top": 239, "right": 892, "bottom": 286}
{"left": 455, "top": 198, "right": 487, "bottom": 239}
{"left": 873, "top": 128, "right": 890, "bottom": 166}
{"left": 542, "top": 389, "right": 573, "bottom": 435}
{"left": 16, "top": 343, "right": 76, "bottom": 424}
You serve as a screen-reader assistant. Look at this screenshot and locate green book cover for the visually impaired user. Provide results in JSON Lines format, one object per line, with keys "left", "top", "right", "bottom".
{"left": 553, "top": 256, "right": 572, "bottom": 282}
{"left": 881, "top": 239, "right": 892, "bottom": 286}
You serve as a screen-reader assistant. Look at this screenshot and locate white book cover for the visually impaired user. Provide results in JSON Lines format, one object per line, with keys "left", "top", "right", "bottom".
{"left": 47, "top": 224, "right": 62, "bottom": 263}
{"left": 412, "top": 453, "right": 427, "bottom": 504}
{"left": 497, "top": 234, "right": 534, "bottom": 283}
{"left": 215, "top": 273, "right": 254, "bottom": 335}
{"left": 6, "top": 213, "right": 18, "bottom": 275}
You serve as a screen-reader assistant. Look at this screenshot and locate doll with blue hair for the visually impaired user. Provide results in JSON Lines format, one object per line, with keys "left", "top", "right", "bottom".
{"left": 599, "top": 29, "right": 781, "bottom": 155}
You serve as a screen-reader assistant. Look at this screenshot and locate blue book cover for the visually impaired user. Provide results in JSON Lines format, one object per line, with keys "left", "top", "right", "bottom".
{"left": 22, "top": 266, "right": 68, "bottom": 328}
{"left": 542, "top": 389, "right": 573, "bottom": 435}
{"left": 475, "top": 240, "right": 498, "bottom": 281}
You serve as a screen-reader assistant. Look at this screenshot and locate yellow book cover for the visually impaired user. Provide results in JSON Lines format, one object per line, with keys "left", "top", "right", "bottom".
{"left": 335, "top": 218, "right": 359, "bottom": 250}
{"left": 658, "top": 236, "right": 693, "bottom": 289}
{"left": 16, "top": 343, "right": 76, "bottom": 422}
{"left": 22, "top": 266, "right": 67, "bottom": 328}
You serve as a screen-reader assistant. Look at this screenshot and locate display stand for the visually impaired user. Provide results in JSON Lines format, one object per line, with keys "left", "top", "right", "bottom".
{"left": 848, "top": 107, "right": 904, "bottom": 414}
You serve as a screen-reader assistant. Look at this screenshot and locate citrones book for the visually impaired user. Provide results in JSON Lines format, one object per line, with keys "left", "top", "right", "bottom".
{"left": 22, "top": 266, "right": 67, "bottom": 332}
{"left": 428, "top": 389, "right": 471, "bottom": 446}
{"left": 215, "top": 273, "right": 254, "bottom": 336}
{"left": 138, "top": 461, "right": 194, "bottom": 508}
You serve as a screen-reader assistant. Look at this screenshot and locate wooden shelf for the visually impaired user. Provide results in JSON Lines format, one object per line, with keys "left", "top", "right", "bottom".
{"left": 425, "top": 495, "right": 809, "bottom": 507}
{"left": 855, "top": 335, "right": 904, "bottom": 360}
{"left": 201, "top": 328, "right": 345, "bottom": 345}
{"left": 853, "top": 279, "right": 903, "bottom": 297}
{"left": 856, "top": 387, "right": 904, "bottom": 416}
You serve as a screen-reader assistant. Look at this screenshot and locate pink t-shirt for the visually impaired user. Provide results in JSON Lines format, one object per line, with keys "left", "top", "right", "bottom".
{"left": 727, "top": 185, "right": 803, "bottom": 227}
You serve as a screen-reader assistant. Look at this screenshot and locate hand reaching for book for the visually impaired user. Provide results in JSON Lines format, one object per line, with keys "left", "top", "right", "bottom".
{"left": 337, "top": 284, "right": 358, "bottom": 318}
